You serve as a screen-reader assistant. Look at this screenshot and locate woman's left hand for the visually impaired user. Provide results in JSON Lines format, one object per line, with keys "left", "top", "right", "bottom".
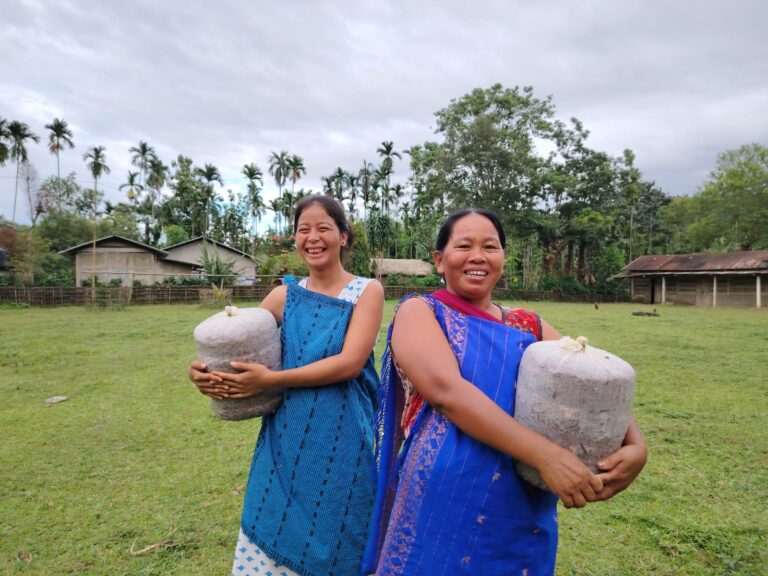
{"left": 210, "top": 362, "right": 276, "bottom": 399}
{"left": 594, "top": 441, "right": 647, "bottom": 500}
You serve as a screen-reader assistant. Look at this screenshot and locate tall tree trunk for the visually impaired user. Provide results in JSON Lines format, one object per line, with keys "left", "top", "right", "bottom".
{"left": 577, "top": 239, "right": 587, "bottom": 283}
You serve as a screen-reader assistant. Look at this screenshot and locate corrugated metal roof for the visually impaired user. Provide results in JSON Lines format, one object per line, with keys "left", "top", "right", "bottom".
{"left": 613, "top": 250, "right": 768, "bottom": 278}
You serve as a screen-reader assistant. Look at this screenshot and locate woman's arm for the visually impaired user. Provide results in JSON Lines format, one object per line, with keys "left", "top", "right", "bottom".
{"left": 392, "top": 298, "right": 603, "bottom": 509}
{"left": 213, "top": 281, "right": 384, "bottom": 396}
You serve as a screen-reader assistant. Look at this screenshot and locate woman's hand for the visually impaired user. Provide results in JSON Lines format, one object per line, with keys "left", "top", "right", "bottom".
{"left": 210, "top": 361, "right": 276, "bottom": 399}
{"left": 535, "top": 445, "right": 604, "bottom": 509}
{"left": 593, "top": 417, "right": 647, "bottom": 501}
{"left": 594, "top": 443, "right": 647, "bottom": 501}
{"left": 188, "top": 361, "right": 227, "bottom": 400}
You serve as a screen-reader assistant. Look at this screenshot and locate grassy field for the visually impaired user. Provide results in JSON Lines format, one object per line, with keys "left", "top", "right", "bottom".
{"left": 1, "top": 300, "right": 766, "bottom": 575}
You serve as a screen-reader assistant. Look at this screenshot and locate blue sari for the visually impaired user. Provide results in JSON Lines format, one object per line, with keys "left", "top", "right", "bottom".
{"left": 363, "top": 294, "right": 558, "bottom": 576}
{"left": 241, "top": 283, "right": 379, "bottom": 576}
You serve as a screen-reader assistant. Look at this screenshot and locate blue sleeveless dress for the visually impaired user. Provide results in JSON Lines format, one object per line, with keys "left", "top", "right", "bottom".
{"left": 231, "top": 277, "right": 378, "bottom": 576}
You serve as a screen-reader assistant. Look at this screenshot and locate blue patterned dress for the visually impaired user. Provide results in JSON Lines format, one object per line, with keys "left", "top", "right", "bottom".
{"left": 363, "top": 294, "right": 559, "bottom": 576}
{"left": 231, "top": 277, "right": 378, "bottom": 576}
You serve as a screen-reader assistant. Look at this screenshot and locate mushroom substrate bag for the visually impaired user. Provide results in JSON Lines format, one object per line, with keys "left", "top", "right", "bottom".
{"left": 514, "top": 336, "right": 635, "bottom": 491}
{"left": 193, "top": 306, "right": 283, "bottom": 420}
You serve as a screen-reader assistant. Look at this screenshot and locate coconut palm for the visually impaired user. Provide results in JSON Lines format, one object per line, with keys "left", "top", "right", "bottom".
{"left": 129, "top": 141, "right": 157, "bottom": 191}
{"left": 0, "top": 117, "right": 10, "bottom": 166}
{"left": 9, "top": 121, "right": 41, "bottom": 224}
{"left": 195, "top": 163, "right": 224, "bottom": 238}
{"left": 268, "top": 197, "right": 283, "bottom": 234}
{"left": 83, "top": 145, "right": 110, "bottom": 295}
{"left": 45, "top": 117, "right": 75, "bottom": 178}
{"left": 146, "top": 156, "right": 168, "bottom": 220}
{"left": 241, "top": 163, "right": 265, "bottom": 223}
{"left": 287, "top": 154, "right": 306, "bottom": 196}
{"left": 268, "top": 150, "right": 289, "bottom": 198}
{"left": 120, "top": 171, "right": 143, "bottom": 203}
{"left": 344, "top": 171, "right": 359, "bottom": 216}
{"left": 358, "top": 160, "right": 375, "bottom": 218}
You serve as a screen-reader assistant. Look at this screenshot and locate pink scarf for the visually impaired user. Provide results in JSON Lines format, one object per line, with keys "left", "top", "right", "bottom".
{"left": 431, "top": 289, "right": 504, "bottom": 325}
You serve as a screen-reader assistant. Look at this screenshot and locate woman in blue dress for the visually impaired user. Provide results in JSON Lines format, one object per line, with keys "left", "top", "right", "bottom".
{"left": 363, "top": 209, "right": 647, "bottom": 575}
{"left": 190, "top": 195, "right": 384, "bottom": 576}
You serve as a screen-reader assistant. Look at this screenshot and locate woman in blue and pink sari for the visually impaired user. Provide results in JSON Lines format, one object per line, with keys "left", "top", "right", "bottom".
{"left": 363, "top": 209, "right": 647, "bottom": 575}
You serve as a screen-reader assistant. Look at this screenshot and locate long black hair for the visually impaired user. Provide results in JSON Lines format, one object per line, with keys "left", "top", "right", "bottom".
{"left": 435, "top": 208, "right": 506, "bottom": 251}
{"left": 293, "top": 194, "right": 355, "bottom": 258}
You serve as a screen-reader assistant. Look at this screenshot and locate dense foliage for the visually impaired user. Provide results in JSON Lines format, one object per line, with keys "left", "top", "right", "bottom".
{"left": 1, "top": 90, "right": 765, "bottom": 289}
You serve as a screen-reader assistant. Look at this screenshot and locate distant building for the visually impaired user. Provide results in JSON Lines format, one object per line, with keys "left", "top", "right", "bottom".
{"left": 164, "top": 237, "right": 258, "bottom": 279}
{"left": 372, "top": 258, "right": 434, "bottom": 281}
{"left": 612, "top": 251, "right": 768, "bottom": 308}
{"left": 60, "top": 235, "right": 201, "bottom": 286}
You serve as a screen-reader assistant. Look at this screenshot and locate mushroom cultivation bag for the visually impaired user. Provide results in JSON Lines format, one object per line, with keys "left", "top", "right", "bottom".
{"left": 514, "top": 336, "right": 635, "bottom": 491}
{"left": 193, "top": 306, "right": 283, "bottom": 420}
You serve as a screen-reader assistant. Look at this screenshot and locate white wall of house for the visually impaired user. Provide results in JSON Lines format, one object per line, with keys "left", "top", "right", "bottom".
{"left": 74, "top": 244, "right": 197, "bottom": 286}
{"left": 165, "top": 241, "right": 256, "bottom": 276}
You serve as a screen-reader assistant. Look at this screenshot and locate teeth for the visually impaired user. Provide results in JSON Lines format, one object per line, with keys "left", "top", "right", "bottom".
{"left": 466, "top": 271, "right": 487, "bottom": 277}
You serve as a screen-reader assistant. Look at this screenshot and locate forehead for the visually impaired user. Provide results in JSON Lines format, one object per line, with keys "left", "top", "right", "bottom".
{"left": 449, "top": 213, "right": 499, "bottom": 240}
{"left": 297, "top": 203, "right": 335, "bottom": 225}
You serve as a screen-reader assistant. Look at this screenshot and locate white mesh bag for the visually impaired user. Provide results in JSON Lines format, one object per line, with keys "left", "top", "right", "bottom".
{"left": 514, "top": 336, "right": 635, "bottom": 490}
{"left": 193, "top": 306, "right": 283, "bottom": 420}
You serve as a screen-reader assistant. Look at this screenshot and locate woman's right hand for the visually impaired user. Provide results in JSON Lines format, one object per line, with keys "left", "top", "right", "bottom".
{"left": 188, "top": 360, "right": 226, "bottom": 399}
{"left": 535, "top": 445, "right": 604, "bottom": 509}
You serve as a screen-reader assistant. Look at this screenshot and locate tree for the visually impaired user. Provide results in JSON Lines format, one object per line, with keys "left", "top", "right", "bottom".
{"left": 21, "top": 162, "right": 49, "bottom": 227}
{"left": 660, "top": 144, "right": 768, "bottom": 252}
{"left": 0, "top": 117, "right": 10, "bottom": 166}
{"left": 45, "top": 117, "right": 75, "bottom": 179}
{"left": 286, "top": 154, "right": 306, "bottom": 224}
{"left": 129, "top": 141, "right": 157, "bottom": 191}
{"left": 241, "top": 163, "right": 265, "bottom": 232}
{"left": 268, "top": 150, "right": 289, "bottom": 198}
{"left": 83, "top": 145, "right": 110, "bottom": 296}
{"left": 9, "top": 121, "right": 41, "bottom": 224}
{"left": 194, "top": 163, "right": 224, "bottom": 238}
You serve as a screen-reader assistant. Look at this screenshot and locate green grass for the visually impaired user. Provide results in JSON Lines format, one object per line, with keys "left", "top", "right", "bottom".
{"left": 1, "top": 301, "right": 766, "bottom": 575}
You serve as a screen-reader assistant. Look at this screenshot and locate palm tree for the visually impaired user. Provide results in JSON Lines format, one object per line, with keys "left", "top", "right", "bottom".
{"left": 0, "top": 117, "right": 10, "bottom": 166}
{"left": 129, "top": 141, "right": 157, "bottom": 191}
{"left": 45, "top": 118, "right": 75, "bottom": 179}
{"left": 358, "top": 160, "right": 375, "bottom": 218}
{"left": 146, "top": 157, "right": 168, "bottom": 218}
{"left": 241, "top": 163, "right": 265, "bottom": 236}
{"left": 376, "top": 141, "right": 402, "bottom": 215}
{"left": 268, "top": 197, "right": 283, "bottom": 233}
{"left": 83, "top": 146, "right": 111, "bottom": 297}
{"left": 9, "top": 121, "right": 41, "bottom": 224}
{"left": 120, "top": 171, "right": 143, "bottom": 203}
{"left": 195, "top": 163, "right": 224, "bottom": 238}
{"left": 287, "top": 154, "right": 306, "bottom": 194}
{"left": 268, "top": 150, "right": 289, "bottom": 198}
{"left": 344, "top": 171, "right": 359, "bottom": 216}
{"left": 332, "top": 167, "right": 346, "bottom": 204}
{"left": 375, "top": 162, "right": 394, "bottom": 213}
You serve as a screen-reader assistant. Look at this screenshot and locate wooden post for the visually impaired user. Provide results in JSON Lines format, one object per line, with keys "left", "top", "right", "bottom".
{"left": 758, "top": 275, "right": 762, "bottom": 309}
{"left": 661, "top": 276, "right": 666, "bottom": 305}
{"left": 712, "top": 276, "right": 717, "bottom": 308}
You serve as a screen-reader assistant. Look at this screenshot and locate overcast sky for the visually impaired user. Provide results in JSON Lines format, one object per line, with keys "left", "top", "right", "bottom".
{"left": 2, "top": 0, "right": 767, "bottom": 226}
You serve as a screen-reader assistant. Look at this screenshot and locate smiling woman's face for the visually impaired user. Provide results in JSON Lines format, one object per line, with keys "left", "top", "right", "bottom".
{"left": 434, "top": 213, "right": 504, "bottom": 302}
{"left": 294, "top": 202, "right": 347, "bottom": 269}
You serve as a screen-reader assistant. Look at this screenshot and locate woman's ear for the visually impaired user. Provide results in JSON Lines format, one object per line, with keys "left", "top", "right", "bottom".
{"left": 340, "top": 230, "right": 349, "bottom": 247}
{"left": 433, "top": 250, "right": 444, "bottom": 275}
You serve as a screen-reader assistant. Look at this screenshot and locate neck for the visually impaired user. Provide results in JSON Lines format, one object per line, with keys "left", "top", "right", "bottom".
{"left": 445, "top": 288, "right": 493, "bottom": 314}
{"left": 307, "top": 261, "right": 348, "bottom": 289}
